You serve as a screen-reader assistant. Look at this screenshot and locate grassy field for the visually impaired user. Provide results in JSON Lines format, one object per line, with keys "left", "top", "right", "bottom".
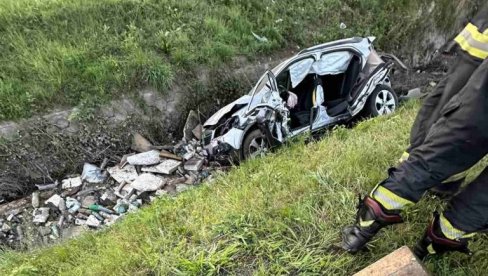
{"left": 0, "top": 0, "right": 459, "bottom": 121}
{"left": 1, "top": 101, "right": 487, "bottom": 275}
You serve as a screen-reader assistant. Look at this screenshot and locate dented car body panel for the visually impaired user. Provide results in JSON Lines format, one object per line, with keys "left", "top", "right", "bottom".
{"left": 203, "top": 37, "right": 402, "bottom": 159}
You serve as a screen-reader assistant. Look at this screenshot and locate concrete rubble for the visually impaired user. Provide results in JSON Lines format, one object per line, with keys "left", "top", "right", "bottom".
{"left": 0, "top": 122, "right": 226, "bottom": 248}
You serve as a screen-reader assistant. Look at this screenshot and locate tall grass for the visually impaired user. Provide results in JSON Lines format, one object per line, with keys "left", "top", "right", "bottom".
{"left": 0, "top": 0, "right": 456, "bottom": 120}
{"left": 1, "top": 102, "right": 487, "bottom": 275}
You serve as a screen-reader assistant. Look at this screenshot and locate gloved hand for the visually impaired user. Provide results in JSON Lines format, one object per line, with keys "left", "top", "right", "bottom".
{"left": 286, "top": 91, "right": 298, "bottom": 109}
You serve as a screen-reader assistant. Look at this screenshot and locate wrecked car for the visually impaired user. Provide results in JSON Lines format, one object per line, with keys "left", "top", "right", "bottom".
{"left": 203, "top": 37, "right": 406, "bottom": 160}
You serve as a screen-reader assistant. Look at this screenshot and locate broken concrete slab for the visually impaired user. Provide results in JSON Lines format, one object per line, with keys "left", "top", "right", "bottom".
{"left": 184, "top": 158, "right": 204, "bottom": 171}
{"left": 86, "top": 215, "right": 101, "bottom": 228}
{"left": 142, "top": 159, "right": 181, "bottom": 175}
{"left": 81, "top": 163, "right": 106, "bottom": 184}
{"left": 354, "top": 246, "right": 429, "bottom": 276}
{"left": 192, "top": 124, "right": 203, "bottom": 140}
{"left": 61, "top": 176, "right": 83, "bottom": 189}
{"left": 45, "top": 194, "right": 64, "bottom": 209}
{"left": 33, "top": 208, "right": 50, "bottom": 224}
{"left": 130, "top": 173, "right": 166, "bottom": 192}
{"left": 127, "top": 150, "right": 160, "bottom": 166}
{"left": 131, "top": 133, "right": 153, "bottom": 153}
{"left": 107, "top": 165, "right": 138, "bottom": 184}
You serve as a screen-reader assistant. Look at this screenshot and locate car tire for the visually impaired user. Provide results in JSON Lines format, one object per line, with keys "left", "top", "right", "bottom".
{"left": 241, "top": 129, "right": 269, "bottom": 160}
{"left": 363, "top": 85, "right": 398, "bottom": 117}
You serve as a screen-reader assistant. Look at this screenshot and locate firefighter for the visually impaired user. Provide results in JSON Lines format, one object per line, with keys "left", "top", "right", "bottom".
{"left": 400, "top": 4, "right": 488, "bottom": 196}
{"left": 342, "top": 6, "right": 488, "bottom": 258}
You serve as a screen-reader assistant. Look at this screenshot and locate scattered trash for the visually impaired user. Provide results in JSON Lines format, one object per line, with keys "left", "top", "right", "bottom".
{"left": 35, "top": 182, "right": 58, "bottom": 191}
{"left": 340, "top": 22, "right": 347, "bottom": 29}
{"left": 127, "top": 150, "right": 161, "bottom": 166}
{"left": 32, "top": 208, "right": 50, "bottom": 224}
{"left": 252, "top": 31, "right": 268, "bottom": 43}
{"left": 31, "top": 192, "right": 40, "bottom": 209}
{"left": 81, "top": 163, "right": 106, "bottom": 184}
{"left": 86, "top": 215, "right": 101, "bottom": 228}
{"left": 45, "top": 194, "right": 64, "bottom": 209}
{"left": 62, "top": 177, "right": 83, "bottom": 189}
{"left": 429, "top": 81, "right": 437, "bottom": 87}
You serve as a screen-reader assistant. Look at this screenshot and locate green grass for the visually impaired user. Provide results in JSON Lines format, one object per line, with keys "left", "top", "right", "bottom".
{"left": 1, "top": 101, "right": 487, "bottom": 275}
{"left": 0, "top": 0, "right": 460, "bottom": 121}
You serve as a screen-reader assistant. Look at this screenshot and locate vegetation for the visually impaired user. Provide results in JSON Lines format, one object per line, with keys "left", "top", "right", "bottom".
{"left": 1, "top": 102, "right": 487, "bottom": 275}
{"left": 0, "top": 0, "right": 461, "bottom": 121}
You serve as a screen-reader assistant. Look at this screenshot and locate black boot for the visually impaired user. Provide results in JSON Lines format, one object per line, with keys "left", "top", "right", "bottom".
{"left": 342, "top": 196, "right": 403, "bottom": 253}
{"left": 413, "top": 213, "right": 471, "bottom": 259}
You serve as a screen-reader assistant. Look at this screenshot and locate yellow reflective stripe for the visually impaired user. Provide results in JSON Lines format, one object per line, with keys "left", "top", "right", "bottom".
{"left": 398, "top": 151, "right": 409, "bottom": 163}
{"left": 439, "top": 213, "right": 475, "bottom": 240}
{"left": 455, "top": 23, "right": 488, "bottom": 60}
{"left": 359, "top": 218, "right": 374, "bottom": 227}
{"left": 465, "top": 23, "right": 488, "bottom": 43}
{"left": 371, "top": 186, "right": 414, "bottom": 210}
{"left": 442, "top": 171, "right": 467, "bottom": 184}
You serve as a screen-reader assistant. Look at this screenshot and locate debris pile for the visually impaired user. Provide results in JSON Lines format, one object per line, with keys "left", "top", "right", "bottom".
{"left": 0, "top": 113, "right": 225, "bottom": 248}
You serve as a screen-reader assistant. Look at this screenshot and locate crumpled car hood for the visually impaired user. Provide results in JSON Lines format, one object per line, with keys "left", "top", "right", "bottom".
{"left": 203, "top": 95, "right": 251, "bottom": 127}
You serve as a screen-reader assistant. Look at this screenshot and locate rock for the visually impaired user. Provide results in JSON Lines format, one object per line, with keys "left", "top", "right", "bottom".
{"left": 62, "top": 176, "right": 83, "bottom": 189}
{"left": 127, "top": 150, "right": 160, "bottom": 166}
{"left": 130, "top": 173, "right": 166, "bottom": 192}
{"left": 183, "top": 110, "right": 200, "bottom": 140}
{"left": 86, "top": 215, "right": 101, "bottom": 228}
{"left": 45, "top": 194, "right": 64, "bottom": 208}
{"left": 38, "top": 226, "right": 51, "bottom": 236}
{"left": 176, "top": 184, "right": 191, "bottom": 193}
{"left": 184, "top": 158, "right": 204, "bottom": 171}
{"left": 429, "top": 81, "right": 437, "bottom": 87}
{"left": 31, "top": 191, "right": 40, "bottom": 208}
{"left": 61, "top": 226, "right": 85, "bottom": 239}
{"left": 75, "top": 218, "right": 87, "bottom": 226}
{"left": 107, "top": 165, "right": 138, "bottom": 184}
{"left": 142, "top": 159, "right": 181, "bottom": 175}
{"left": 33, "top": 208, "right": 50, "bottom": 224}
{"left": 405, "top": 87, "right": 422, "bottom": 99}
{"left": 1, "top": 223, "right": 11, "bottom": 233}
{"left": 100, "top": 190, "right": 117, "bottom": 206}
{"left": 81, "top": 195, "right": 97, "bottom": 208}
{"left": 131, "top": 133, "right": 153, "bottom": 153}
{"left": 192, "top": 124, "right": 203, "bottom": 140}
{"left": 81, "top": 163, "right": 106, "bottom": 184}
{"left": 354, "top": 246, "right": 429, "bottom": 276}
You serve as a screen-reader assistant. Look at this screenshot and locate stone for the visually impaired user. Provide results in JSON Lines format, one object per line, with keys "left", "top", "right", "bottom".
{"left": 184, "top": 158, "right": 204, "bottom": 171}
{"left": 131, "top": 133, "right": 153, "bottom": 153}
{"left": 142, "top": 159, "right": 181, "bottom": 175}
{"left": 100, "top": 190, "right": 117, "bottom": 206}
{"left": 62, "top": 176, "right": 83, "bottom": 189}
{"left": 127, "top": 150, "right": 160, "bottom": 166}
{"left": 429, "top": 81, "right": 437, "bottom": 87}
{"left": 75, "top": 218, "right": 87, "bottom": 226}
{"left": 86, "top": 215, "right": 101, "bottom": 228}
{"left": 31, "top": 191, "right": 40, "bottom": 208}
{"left": 405, "top": 88, "right": 421, "bottom": 99}
{"left": 33, "top": 208, "right": 50, "bottom": 224}
{"left": 62, "top": 226, "right": 86, "bottom": 239}
{"left": 45, "top": 194, "right": 64, "bottom": 208}
{"left": 192, "top": 124, "right": 203, "bottom": 140}
{"left": 354, "top": 246, "right": 429, "bottom": 276}
{"left": 81, "top": 163, "right": 106, "bottom": 184}
{"left": 107, "top": 164, "right": 138, "bottom": 184}
{"left": 38, "top": 226, "right": 52, "bottom": 236}
{"left": 1, "top": 223, "right": 11, "bottom": 233}
{"left": 81, "top": 195, "right": 97, "bottom": 208}
{"left": 176, "top": 184, "right": 191, "bottom": 193}
{"left": 183, "top": 110, "right": 200, "bottom": 140}
{"left": 130, "top": 173, "right": 166, "bottom": 192}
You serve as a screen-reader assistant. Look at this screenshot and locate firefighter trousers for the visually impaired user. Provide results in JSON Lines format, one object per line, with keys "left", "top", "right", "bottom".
{"left": 378, "top": 58, "right": 488, "bottom": 233}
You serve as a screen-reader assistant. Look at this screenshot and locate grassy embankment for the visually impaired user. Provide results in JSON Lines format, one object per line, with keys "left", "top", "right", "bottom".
{"left": 0, "top": 0, "right": 459, "bottom": 121}
{"left": 1, "top": 101, "right": 487, "bottom": 275}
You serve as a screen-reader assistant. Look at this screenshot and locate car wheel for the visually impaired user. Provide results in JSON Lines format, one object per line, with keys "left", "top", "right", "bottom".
{"left": 241, "top": 129, "right": 269, "bottom": 160}
{"left": 364, "top": 85, "right": 398, "bottom": 117}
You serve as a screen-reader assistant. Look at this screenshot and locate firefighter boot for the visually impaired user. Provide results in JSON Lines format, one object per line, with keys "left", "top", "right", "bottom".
{"left": 413, "top": 213, "right": 471, "bottom": 259}
{"left": 342, "top": 196, "right": 403, "bottom": 253}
